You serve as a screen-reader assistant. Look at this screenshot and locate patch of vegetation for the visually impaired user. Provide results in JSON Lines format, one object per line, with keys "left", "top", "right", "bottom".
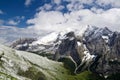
{"left": 54, "top": 70, "right": 105, "bottom": 80}
{"left": 0, "top": 72, "right": 17, "bottom": 80}
{"left": 64, "top": 71, "right": 105, "bottom": 80}
{"left": 57, "top": 57, "right": 104, "bottom": 80}
{"left": 31, "top": 51, "right": 54, "bottom": 60}
{"left": 58, "top": 57, "right": 76, "bottom": 74}
{"left": 39, "top": 52, "right": 54, "bottom": 60}
{"left": 17, "top": 66, "right": 47, "bottom": 80}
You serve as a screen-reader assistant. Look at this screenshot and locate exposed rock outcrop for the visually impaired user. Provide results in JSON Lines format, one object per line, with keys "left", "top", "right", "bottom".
{"left": 11, "top": 26, "right": 120, "bottom": 78}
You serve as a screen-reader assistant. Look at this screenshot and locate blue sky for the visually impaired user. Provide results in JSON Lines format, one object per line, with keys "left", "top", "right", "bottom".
{"left": 1, "top": 0, "right": 120, "bottom": 44}
{"left": 0, "top": 0, "right": 50, "bottom": 27}
{"left": 0, "top": 0, "right": 71, "bottom": 28}
{"left": 0, "top": 0, "right": 120, "bottom": 28}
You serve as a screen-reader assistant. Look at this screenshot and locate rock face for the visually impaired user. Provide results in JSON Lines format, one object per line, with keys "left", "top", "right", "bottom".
{"left": 0, "top": 44, "right": 104, "bottom": 80}
{"left": 83, "top": 27, "right": 120, "bottom": 77}
{"left": 54, "top": 26, "right": 120, "bottom": 78}
{"left": 54, "top": 32, "right": 81, "bottom": 65}
{"left": 10, "top": 38, "right": 36, "bottom": 51}
{"left": 11, "top": 26, "right": 120, "bottom": 78}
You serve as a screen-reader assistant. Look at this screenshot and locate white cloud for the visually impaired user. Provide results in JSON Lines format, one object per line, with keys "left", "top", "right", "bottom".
{"left": 27, "top": 8, "right": 120, "bottom": 33}
{"left": 0, "top": 20, "right": 4, "bottom": 25}
{"left": 26, "top": 0, "right": 120, "bottom": 33}
{"left": 52, "top": 0, "right": 61, "bottom": 5}
{"left": 0, "top": 26, "right": 39, "bottom": 45}
{"left": 67, "top": 2, "right": 84, "bottom": 11}
{"left": 37, "top": 3, "right": 65, "bottom": 11}
{"left": 15, "top": 16, "right": 25, "bottom": 20}
{"left": 7, "top": 16, "right": 25, "bottom": 26}
{"left": 64, "top": 0, "right": 120, "bottom": 8}
{"left": 55, "top": 5, "right": 65, "bottom": 11}
{"left": 37, "top": 4, "right": 52, "bottom": 11}
{"left": 8, "top": 20, "right": 19, "bottom": 25}
{"left": 25, "top": 0, "right": 33, "bottom": 7}
{"left": 91, "top": 7, "right": 104, "bottom": 14}
{"left": 1, "top": 0, "right": 120, "bottom": 45}
{"left": 96, "top": 0, "right": 120, "bottom": 8}
{"left": 64, "top": 0, "right": 94, "bottom": 5}
{"left": 27, "top": 11, "right": 66, "bottom": 31}
{"left": 0, "top": 10, "right": 4, "bottom": 14}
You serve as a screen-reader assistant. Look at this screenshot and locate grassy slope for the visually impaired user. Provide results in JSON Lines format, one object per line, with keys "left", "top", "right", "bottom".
{"left": 0, "top": 72, "right": 17, "bottom": 80}
{"left": 0, "top": 44, "right": 104, "bottom": 80}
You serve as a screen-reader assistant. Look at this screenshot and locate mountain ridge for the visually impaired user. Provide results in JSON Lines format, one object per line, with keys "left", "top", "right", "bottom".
{"left": 0, "top": 44, "right": 105, "bottom": 80}
{"left": 10, "top": 26, "right": 120, "bottom": 79}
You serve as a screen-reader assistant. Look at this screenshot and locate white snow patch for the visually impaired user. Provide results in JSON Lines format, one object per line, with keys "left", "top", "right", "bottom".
{"left": 59, "top": 28, "right": 75, "bottom": 40}
{"left": 23, "top": 43, "right": 28, "bottom": 46}
{"left": 16, "top": 44, "right": 22, "bottom": 48}
{"left": 31, "top": 26, "right": 89, "bottom": 47}
{"left": 102, "top": 35, "right": 109, "bottom": 43}
{"left": 69, "top": 37, "right": 74, "bottom": 40}
{"left": 77, "top": 41, "right": 82, "bottom": 46}
{"left": 82, "top": 51, "right": 95, "bottom": 61}
{"left": 60, "top": 28, "right": 74, "bottom": 36}
{"left": 32, "top": 32, "right": 58, "bottom": 45}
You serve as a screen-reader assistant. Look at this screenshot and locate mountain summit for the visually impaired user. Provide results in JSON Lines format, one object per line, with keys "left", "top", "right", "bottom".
{"left": 10, "top": 26, "right": 120, "bottom": 79}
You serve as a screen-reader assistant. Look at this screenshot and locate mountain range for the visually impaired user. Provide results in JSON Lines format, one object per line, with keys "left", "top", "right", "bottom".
{"left": 0, "top": 25, "right": 120, "bottom": 80}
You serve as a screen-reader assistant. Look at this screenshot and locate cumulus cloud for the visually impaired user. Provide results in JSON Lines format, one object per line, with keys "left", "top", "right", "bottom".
{"left": 1, "top": 0, "right": 120, "bottom": 45}
{"left": 15, "top": 16, "right": 25, "bottom": 20}
{"left": 7, "top": 20, "right": 19, "bottom": 25}
{"left": 52, "top": 0, "right": 61, "bottom": 5}
{"left": 96, "top": 0, "right": 120, "bottom": 8}
{"left": 67, "top": 2, "right": 84, "bottom": 11}
{"left": 37, "top": 4, "right": 52, "bottom": 11}
{"left": 64, "top": 0, "right": 94, "bottom": 5}
{"left": 64, "top": 0, "right": 120, "bottom": 9}
{"left": 7, "top": 16, "right": 25, "bottom": 26}
{"left": 0, "top": 20, "right": 4, "bottom": 25}
{"left": 26, "top": 0, "right": 120, "bottom": 33}
{"left": 27, "top": 7, "right": 120, "bottom": 32}
{"left": 0, "top": 10, "right": 4, "bottom": 14}
{"left": 90, "top": 7, "right": 104, "bottom": 14}
{"left": 0, "top": 26, "right": 39, "bottom": 45}
{"left": 37, "top": 3, "right": 65, "bottom": 11}
{"left": 25, "top": 0, "right": 33, "bottom": 7}
{"left": 27, "top": 11, "right": 66, "bottom": 31}
{"left": 55, "top": 5, "right": 65, "bottom": 11}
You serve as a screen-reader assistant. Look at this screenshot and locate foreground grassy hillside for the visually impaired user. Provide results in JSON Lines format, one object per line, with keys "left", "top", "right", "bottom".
{"left": 0, "top": 44, "right": 104, "bottom": 80}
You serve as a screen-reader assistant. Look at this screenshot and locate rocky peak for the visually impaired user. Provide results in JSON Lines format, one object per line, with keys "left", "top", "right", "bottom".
{"left": 84, "top": 26, "right": 112, "bottom": 42}
{"left": 54, "top": 31, "right": 81, "bottom": 64}
{"left": 10, "top": 38, "right": 36, "bottom": 50}
{"left": 10, "top": 26, "right": 120, "bottom": 78}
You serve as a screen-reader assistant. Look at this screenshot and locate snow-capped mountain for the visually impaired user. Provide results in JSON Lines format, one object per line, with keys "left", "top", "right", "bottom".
{"left": 10, "top": 25, "right": 120, "bottom": 78}
{"left": 10, "top": 25, "right": 112, "bottom": 55}
{"left": 2, "top": 44, "right": 96, "bottom": 80}
{"left": 10, "top": 27, "right": 88, "bottom": 53}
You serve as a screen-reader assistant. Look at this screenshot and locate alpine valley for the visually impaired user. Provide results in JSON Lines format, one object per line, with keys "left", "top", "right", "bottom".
{"left": 0, "top": 26, "right": 120, "bottom": 80}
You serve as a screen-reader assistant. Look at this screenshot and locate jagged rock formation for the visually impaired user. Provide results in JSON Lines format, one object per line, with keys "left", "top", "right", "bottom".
{"left": 54, "top": 32, "right": 81, "bottom": 65}
{"left": 0, "top": 44, "right": 104, "bottom": 80}
{"left": 83, "top": 27, "right": 120, "bottom": 77}
{"left": 10, "top": 26, "right": 120, "bottom": 79}
{"left": 10, "top": 38, "right": 36, "bottom": 51}
{"left": 54, "top": 26, "right": 120, "bottom": 78}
